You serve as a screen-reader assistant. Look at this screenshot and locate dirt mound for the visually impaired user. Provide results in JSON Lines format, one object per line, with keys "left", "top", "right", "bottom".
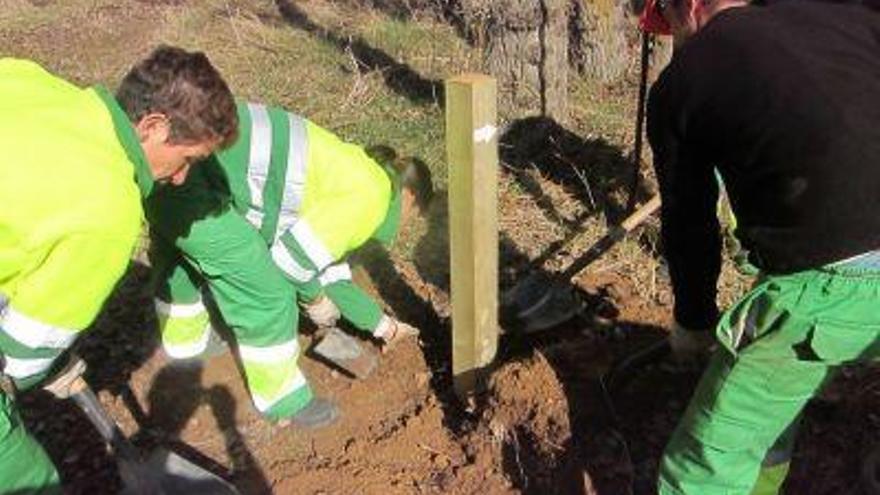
{"left": 477, "top": 352, "right": 580, "bottom": 494}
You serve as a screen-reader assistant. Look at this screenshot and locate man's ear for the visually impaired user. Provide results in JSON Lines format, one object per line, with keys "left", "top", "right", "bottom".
{"left": 686, "top": 0, "right": 703, "bottom": 25}
{"left": 402, "top": 188, "right": 421, "bottom": 220}
{"left": 134, "top": 113, "right": 171, "bottom": 144}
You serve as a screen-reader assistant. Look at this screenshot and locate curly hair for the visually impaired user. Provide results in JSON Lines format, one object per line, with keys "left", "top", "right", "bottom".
{"left": 116, "top": 45, "right": 238, "bottom": 148}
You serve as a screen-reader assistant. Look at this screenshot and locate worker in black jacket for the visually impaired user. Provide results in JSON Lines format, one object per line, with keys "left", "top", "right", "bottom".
{"left": 641, "top": 0, "right": 880, "bottom": 492}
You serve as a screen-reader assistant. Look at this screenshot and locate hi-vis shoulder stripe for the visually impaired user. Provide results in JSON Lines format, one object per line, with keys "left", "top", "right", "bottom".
{"left": 252, "top": 372, "right": 308, "bottom": 412}
{"left": 239, "top": 339, "right": 300, "bottom": 363}
{"left": 154, "top": 298, "right": 207, "bottom": 318}
{"left": 276, "top": 113, "right": 309, "bottom": 237}
{"left": 270, "top": 242, "right": 314, "bottom": 283}
{"left": 0, "top": 305, "right": 77, "bottom": 349}
{"left": 319, "top": 263, "right": 352, "bottom": 286}
{"left": 291, "top": 219, "right": 334, "bottom": 271}
{"left": 2, "top": 355, "right": 55, "bottom": 379}
{"left": 245, "top": 103, "right": 272, "bottom": 230}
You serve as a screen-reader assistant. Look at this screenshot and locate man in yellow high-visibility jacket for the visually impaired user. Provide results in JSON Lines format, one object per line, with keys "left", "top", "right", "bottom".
{"left": 0, "top": 45, "right": 238, "bottom": 494}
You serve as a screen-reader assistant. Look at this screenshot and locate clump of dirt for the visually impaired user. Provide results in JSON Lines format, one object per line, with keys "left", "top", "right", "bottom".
{"left": 477, "top": 353, "right": 578, "bottom": 493}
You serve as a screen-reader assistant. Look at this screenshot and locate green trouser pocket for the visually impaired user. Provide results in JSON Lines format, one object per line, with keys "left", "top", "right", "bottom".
{"left": 809, "top": 317, "right": 880, "bottom": 364}
{"left": 0, "top": 391, "right": 62, "bottom": 494}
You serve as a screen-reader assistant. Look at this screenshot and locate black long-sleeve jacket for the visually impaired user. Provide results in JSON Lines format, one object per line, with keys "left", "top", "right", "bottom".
{"left": 647, "top": 1, "right": 880, "bottom": 329}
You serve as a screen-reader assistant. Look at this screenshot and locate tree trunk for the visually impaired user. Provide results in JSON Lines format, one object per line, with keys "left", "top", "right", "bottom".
{"left": 462, "top": 0, "right": 570, "bottom": 123}
{"left": 570, "top": 0, "right": 633, "bottom": 83}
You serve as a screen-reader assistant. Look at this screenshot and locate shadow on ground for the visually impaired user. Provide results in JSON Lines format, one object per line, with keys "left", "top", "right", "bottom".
{"left": 275, "top": 0, "right": 444, "bottom": 107}
{"left": 500, "top": 116, "right": 655, "bottom": 265}
{"left": 491, "top": 307, "right": 699, "bottom": 494}
{"left": 19, "top": 262, "right": 269, "bottom": 494}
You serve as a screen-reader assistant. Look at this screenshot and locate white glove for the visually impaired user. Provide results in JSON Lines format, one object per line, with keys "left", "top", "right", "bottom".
{"left": 373, "top": 315, "right": 419, "bottom": 353}
{"left": 304, "top": 295, "right": 340, "bottom": 328}
{"left": 43, "top": 354, "right": 87, "bottom": 399}
{"left": 669, "top": 321, "right": 716, "bottom": 363}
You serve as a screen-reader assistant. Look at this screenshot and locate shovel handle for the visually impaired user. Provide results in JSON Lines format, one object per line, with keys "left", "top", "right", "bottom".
{"left": 559, "top": 195, "right": 662, "bottom": 280}
{"left": 620, "top": 195, "right": 661, "bottom": 232}
{"left": 70, "top": 377, "right": 140, "bottom": 459}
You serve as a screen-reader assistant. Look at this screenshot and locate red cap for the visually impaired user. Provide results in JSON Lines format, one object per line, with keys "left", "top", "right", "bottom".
{"left": 640, "top": 0, "right": 672, "bottom": 35}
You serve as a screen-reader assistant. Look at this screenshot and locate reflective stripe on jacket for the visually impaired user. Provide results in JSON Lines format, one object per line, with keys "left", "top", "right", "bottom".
{"left": 218, "top": 102, "right": 392, "bottom": 271}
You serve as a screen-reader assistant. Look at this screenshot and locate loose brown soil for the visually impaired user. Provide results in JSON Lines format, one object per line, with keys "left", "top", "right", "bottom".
{"left": 17, "top": 256, "right": 880, "bottom": 495}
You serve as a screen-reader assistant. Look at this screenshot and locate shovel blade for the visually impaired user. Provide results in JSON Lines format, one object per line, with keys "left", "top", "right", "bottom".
{"left": 117, "top": 448, "right": 239, "bottom": 495}
{"left": 502, "top": 272, "right": 582, "bottom": 334}
{"left": 312, "top": 327, "right": 378, "bottom": 379}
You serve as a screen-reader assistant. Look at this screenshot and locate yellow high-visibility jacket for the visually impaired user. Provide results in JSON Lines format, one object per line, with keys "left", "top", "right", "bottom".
{"left": 0, "top": 59, "right": 155, "bottom": 388}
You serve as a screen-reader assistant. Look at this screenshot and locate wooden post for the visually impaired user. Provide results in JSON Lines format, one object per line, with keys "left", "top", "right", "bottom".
{"left": 446, "top": 74, "right": 499, "bottom": 399}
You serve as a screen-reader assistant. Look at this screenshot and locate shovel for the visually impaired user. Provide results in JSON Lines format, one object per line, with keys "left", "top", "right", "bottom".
{"left": 309, "top": 326, "right": 378, "bottom": 379}
{"left": 69, "top": 377, "right": 240, "bottom": 495}
{"left": 502, "top": 195, "right": 661, "bottom": 333}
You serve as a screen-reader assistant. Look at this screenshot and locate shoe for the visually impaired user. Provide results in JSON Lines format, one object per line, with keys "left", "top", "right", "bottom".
{"left": 289, "top": 397, "right": 339, "bottom": 429}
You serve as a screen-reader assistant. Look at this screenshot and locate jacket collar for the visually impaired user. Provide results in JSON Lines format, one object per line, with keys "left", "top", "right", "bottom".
{"left": 93, "top": 85, "right": 155, "bottom": 198}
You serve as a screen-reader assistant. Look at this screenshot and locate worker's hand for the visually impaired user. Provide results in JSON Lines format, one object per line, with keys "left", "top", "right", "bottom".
{"left": 374, "top": 316, "right": 419, "bottom": 354}
{"left": 303, "top": 295, "right": 340, "bottom": 328}
{"left": 43, "top": 354, "right": 87, "bottom": 399}
{"left": 668, "top": 321, "right": 715, "bottom": 364}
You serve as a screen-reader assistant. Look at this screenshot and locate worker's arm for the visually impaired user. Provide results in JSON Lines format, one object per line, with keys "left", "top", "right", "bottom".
{"left": 318, "top": 263, "right": 385, "bottom": 333}
{"left": 1, "top": 232, "right": 134, "bottom": 390}
{"left": 270, "top": 229, "right": 393, "bottom": 335}
{"left": 647, "top": 76, "right": 722, "bottom": 331}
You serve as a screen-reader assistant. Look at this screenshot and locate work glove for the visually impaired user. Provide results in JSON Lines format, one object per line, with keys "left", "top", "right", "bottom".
{"left": 303, "top": 295, "right": 340, "bottom": 328}
{"left": 668, "top": 321, "right": 715, "bottom": 364}
{"left": 373, "top": 315, "right": 420, "bottom": 354}
{"left": 43, "top": 354, "right": 87, "bottom": 399}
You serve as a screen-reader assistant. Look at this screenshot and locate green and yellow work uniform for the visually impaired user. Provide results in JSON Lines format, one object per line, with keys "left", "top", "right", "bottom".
{"left": 147, "top": 102, "right": 401, "bottom": 420}
{"left": 0, "top": 59, "right": 156, "bottom": 494}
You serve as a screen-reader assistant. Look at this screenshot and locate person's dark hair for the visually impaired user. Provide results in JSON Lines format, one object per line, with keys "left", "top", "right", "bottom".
{"left": 394, "top": 156, "right": 434, "bottom": 213}
{"left": 365, "top": 145, "right": 434, "bottom": 213}
{"left": 116, "top": 45, "right": 238, "bottom": 148}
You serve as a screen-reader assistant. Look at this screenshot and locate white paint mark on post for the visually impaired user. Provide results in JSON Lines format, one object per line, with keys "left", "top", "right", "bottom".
{"left": 473, "top": 124, "right": 497, "bottom": 144}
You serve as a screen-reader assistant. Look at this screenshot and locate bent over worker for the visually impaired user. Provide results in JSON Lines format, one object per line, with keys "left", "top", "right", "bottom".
{"left": 146, "top": 101, "right": 432, "bottom": 428}
{"left": 0, "top": 46, "right": 237, "bottom": 494}
{"left": 641, "top": 0, "right": 880, "bottom": 493}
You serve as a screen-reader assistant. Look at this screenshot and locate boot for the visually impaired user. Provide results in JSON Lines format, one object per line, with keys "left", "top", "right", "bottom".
{"left": 290, "top": 397, "right": 339, "bottom": 429}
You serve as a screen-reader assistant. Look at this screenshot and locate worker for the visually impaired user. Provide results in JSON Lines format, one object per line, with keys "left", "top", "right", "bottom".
{"left": 641, "top": 0, "right": 880, "bottom": 493}
{"left": 0, "top": 46, "right": 238, "bottom": 494}
{"left": 146, "top": 102, "right": 432, "bottom": 429}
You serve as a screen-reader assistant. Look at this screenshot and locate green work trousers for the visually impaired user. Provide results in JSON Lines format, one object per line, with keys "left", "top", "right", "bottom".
{"left": 659, "top": 265, "right": 880, "bottom": 495}
{"left": 0, "top": 390, "right": 61, "bottom": 494}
